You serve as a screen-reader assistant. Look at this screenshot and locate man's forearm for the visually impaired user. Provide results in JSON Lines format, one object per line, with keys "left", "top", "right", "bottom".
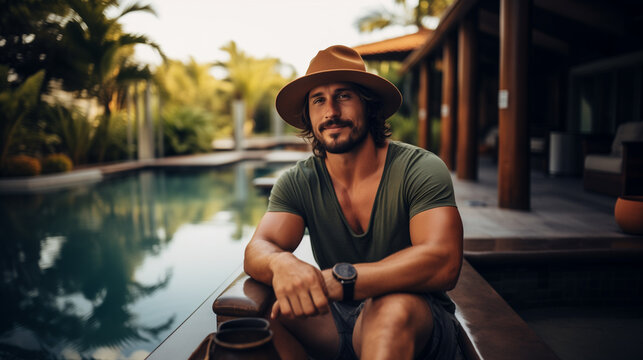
{"left": 348, "top": 242, "right": 462, "bottom": 300}
{"left": 244, "top": 238, "right": 288, "bottom": 285}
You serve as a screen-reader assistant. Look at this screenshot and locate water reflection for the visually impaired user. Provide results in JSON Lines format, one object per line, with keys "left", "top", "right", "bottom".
{"left": 0, "top": 162, "right": 273, "bottom": 358}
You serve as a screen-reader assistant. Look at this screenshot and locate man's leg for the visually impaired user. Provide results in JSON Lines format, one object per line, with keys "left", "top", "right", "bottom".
{"left": 270, "top": 308, "right": 340, "bottom": 360}
{"left": 352, "top": 293, "right": 434, "bottom": 360}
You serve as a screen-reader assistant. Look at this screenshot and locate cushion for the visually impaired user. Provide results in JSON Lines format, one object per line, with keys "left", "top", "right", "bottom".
{"left": 585, "top": 154, "right": 622, "bottom": 174}
{"left": 612, "top": 121, "right": 643, "bottom": 157}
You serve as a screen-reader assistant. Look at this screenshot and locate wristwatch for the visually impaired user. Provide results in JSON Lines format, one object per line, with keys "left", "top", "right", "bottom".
{"left": 332, "top": 263, "right": 357, "bottom": 301}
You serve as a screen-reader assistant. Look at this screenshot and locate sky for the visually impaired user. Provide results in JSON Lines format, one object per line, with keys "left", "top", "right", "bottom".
{"left": 118, "top": 0, "right": 419, "bottom": 77}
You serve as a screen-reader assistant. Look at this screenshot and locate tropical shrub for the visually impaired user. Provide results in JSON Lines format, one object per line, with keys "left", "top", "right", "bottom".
{"left": 155, "top": 59, "right": 233, "bottom": 140}
{"left": 1, "top": 155, "right": 42, "bottom": 177}
{"left": 42, "top": 153, "right": 73, "bottom": 174}
{"left": 95, "top": 111, "right": 131, "bottom": 162}
{"left": 388, "top": 113, "right": 418, "bottom": 145}
{"left": 0, "top": 67, "right": 45, "bottom": 165}
{"left": 47, "top": 104, "right": 95, "bottom": 165}
{"left": 162, "top": 106, "right": 215, "bottom": 156}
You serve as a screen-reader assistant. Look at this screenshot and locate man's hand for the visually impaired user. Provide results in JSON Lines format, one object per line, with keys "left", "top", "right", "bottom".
{"left": 269, "top": 252, "right": 330, "bottom": 319}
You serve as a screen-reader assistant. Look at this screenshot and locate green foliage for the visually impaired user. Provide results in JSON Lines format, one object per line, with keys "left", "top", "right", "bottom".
{"left": 42, "top": 153, "right": 73, "bottom": 174}
{"left": 1, "top": 0, "right": 163, "bottom": 165}
{"left": 388, "top": 113, "right": 418, "bottom": 145}
{"left": 155, "top": 59, "right": 232, "bottom": 139}
{"left": 215, "top": 41, "right": 293, "bottom": 134}
{"left": 48, "top": 104, "right": 95, "bottom": 165}
{"left": 0, "top": 67, "right": 45, "bottom": 165}
{"left": 0, "top": 0, "right": 68, "bottom": 85}
{"left": 99, "top": 111, "right": 132, "bottom": 162}
{"left": 60, "top": 0, "right": 163, "bottom": 162}
{"left": 430, "top": 116, "right": 441, "bottom": 153}
{"left": 61, "top": 0, "right": 161, "bottom": 101}
{"left": 155, "top": 59, "right": 229, "bottom": 111}
{"left": 163, "top": 106, "right": 215, "bottom": 156}
{"left": 357, "top": 0, "right": 454, "bottom": 32}
{"left": 366, "top": 61, "right": 405, "bottom": 90}
{"left": 1, "top": 155, "right": 42, "bottom": 177}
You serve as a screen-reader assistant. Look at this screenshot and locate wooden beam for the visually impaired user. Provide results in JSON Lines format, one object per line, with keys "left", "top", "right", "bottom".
{"left": 498, "top": 0, "right": 531, "bottom": 210}
{"left": 456, "top": 13, "right": 478, "bottom": 181}
{"left": 418, "top": 60, "right": 430, "bottom": 150}
{"left": 478, "top": 9, "right": 569, "bottom": 54}
{"left": 534, "top": 0, "right": 625, "bottom": 35}
{"left": 401, "top": 0, "right": 480, "bottom": 74}
{"left": 440, "top": 34, "right": 457, "bottom": 170}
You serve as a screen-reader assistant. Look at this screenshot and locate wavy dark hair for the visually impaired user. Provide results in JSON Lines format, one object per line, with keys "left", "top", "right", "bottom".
{"left": 299, "top": 83, "right": 392, "bottom": 157}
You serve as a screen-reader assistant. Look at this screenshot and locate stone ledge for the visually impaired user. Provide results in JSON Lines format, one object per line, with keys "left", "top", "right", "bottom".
{"left": 0, "top": 169, "right": 103, "bottom": 193}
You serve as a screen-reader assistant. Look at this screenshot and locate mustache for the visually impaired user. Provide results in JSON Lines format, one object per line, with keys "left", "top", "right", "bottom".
{"left": 319, "top": 118, "right": 353, "bottom": 132}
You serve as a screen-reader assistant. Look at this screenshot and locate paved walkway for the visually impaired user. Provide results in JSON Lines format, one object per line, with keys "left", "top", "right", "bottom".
{"left": 454, "top": 157, "right": 625, "bottom": 240}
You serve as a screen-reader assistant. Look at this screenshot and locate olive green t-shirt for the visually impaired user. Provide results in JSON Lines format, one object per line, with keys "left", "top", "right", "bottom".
{"left": 267, "top": 141, "right": 457, "bottom": 310}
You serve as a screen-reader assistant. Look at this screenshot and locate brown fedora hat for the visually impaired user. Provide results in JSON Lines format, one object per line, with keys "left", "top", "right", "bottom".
{"left": 276, "top": 45, "right": 402, "bottom": 129}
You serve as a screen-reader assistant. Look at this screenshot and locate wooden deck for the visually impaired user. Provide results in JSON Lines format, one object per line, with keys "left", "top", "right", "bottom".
{"left": 454, "top": 158, "right": 625, "bottom": 240}
{"left": 147, "top": 156, "right": 642, "bottom": 359}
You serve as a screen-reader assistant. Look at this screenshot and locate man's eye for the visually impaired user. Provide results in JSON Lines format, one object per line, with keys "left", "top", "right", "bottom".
{"left": 312, "top": 98, "right": 323, "bottom": 104}
{"left": 337, "top": 92, "right": 352, "bottom": 100}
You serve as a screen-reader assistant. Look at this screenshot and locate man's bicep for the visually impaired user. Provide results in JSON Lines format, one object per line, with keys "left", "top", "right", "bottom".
{"left": 253, "top": 211, "right": 306, "bottom": 252}
{"left": 409, "top": 206, "right": 463, "bottom": 251}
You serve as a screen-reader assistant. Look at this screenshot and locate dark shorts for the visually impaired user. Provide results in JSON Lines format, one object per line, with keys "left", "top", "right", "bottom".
{"left": 329, "top": 294, "right": 462, "bottom": 360}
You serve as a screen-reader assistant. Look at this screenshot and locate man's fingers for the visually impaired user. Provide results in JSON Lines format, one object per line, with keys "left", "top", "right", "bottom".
{"left": 288, "top": 295, "right": 305, "bottom": 317}
{"left": 298, "top": 291, "right": 319, "bottom": 316}
{"left": 271, "top": 266, "right": 331, "bottom": 319}
{"left": 310, "top": 285, "right": 330, "bottom": 314}
{"left": 270, "top": 300, "right": 280, "bottom": 319}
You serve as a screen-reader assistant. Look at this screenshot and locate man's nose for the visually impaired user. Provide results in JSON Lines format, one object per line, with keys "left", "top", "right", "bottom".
{"left": 324, "top": 99, "right": 340, "bottom": 119}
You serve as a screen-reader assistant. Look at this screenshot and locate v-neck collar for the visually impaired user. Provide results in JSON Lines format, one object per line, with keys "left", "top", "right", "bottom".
{"left": 320, "top": 142, "right": 394, "bottom": 238}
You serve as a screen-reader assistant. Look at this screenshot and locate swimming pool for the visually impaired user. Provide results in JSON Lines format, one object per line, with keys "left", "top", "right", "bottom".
{"left": 0, "top": 162, "right": 279, "bottom": 359}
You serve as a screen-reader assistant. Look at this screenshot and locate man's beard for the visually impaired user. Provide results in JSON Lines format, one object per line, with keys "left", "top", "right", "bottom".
{"left": 316, "top": 118, "right": 369, "bottom": 154}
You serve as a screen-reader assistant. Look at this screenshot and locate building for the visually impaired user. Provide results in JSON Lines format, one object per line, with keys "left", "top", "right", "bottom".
{"left": 364, "top": 0, "right": 643, "bottom": 210}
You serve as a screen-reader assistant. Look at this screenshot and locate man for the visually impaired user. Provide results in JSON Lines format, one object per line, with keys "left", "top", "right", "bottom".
{"left": 244, "top": 45, "right": 463, "bottom": 360}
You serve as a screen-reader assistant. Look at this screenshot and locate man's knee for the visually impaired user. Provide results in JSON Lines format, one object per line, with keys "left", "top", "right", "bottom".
{"left": 364, "top": 293, "right": 433, "bottom": 328}
{"left": 353, "top": 293, "right": 434, "bottom": 357}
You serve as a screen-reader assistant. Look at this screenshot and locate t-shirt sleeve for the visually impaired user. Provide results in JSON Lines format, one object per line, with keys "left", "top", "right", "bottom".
{"left": 406, "top": 152, "right": 456, "bottom": 218}
{"left": 267, "top": 168, "right": 304, "bottom": 217}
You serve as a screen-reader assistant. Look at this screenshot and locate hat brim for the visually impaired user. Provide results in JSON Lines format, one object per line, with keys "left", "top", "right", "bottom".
{"left": 276, "top": 69, "right": 402, "bottom": 129}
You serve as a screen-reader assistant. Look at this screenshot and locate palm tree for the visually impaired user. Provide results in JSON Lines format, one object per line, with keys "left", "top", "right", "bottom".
{"left": 215, "top": 41, "right": 293, "bottom": 134}
{"left": 357, "top": 0, "right": 453, "bottom": 32}
{"left": 61, "top": 0, "right": 164, "bottom": 160}
{"left": 0, "top": 67, "right": 45, "bottom": 166}
{"left": 62, "top": 0, "right": 162, "bottom": 116}
{"left": 0, "top": 0, "right": 68, "bottom": 85}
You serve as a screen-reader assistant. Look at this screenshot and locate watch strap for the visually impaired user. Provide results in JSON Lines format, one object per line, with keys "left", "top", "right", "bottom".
{"left": 342, "top": 280, "right": 355, "bottom": 302}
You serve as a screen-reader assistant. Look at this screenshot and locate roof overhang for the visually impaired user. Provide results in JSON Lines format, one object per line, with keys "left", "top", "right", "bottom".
{"left": 400, "top": 0, "right": 479, "bottom": 74}
{"left": 353, "top": 29, "right": 433, "bottom": 62}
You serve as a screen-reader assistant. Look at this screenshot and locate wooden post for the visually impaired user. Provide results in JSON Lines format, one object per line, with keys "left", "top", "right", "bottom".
{"left": 233, "top": 99, "right": 245, "bottom": 151}
{"left": 418, "top": 59, "right": 430, "bottom": 149}
{"left": 135, "top": 82, "right": 143, "bottom": 160}
{"left": 498, "top": 0, "right": 531, "bottom": 210}
{"left": 441, "top": 34, "right": 457, "bottom": 170}
{"left": 457, "top": 14, "right": 478, "bottom": 180}
{"left": 157, "top": 87, "right": 164, "bottom": 158}
{"left": 126, "top": 85, "right": 133, "bottom": 160}
{"left": 144, "top": 80, "right": 155, "bottom": 159}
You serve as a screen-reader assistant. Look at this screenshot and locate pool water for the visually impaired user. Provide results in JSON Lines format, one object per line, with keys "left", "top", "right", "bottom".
{"left": 0, "top": 162, "right": 278, "bottom": 359}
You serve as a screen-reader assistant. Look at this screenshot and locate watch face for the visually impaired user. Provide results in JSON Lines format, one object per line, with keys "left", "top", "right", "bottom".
{"left": 334, "top": 263, "right": 357, "bottom": 280}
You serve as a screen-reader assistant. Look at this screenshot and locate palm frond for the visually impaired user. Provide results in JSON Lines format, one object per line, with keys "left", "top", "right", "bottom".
{"left": 116, "top": 64, "right": 152, "bottom": 82}
{"left": 118, "top": 2, "right": 157, "bottom": 19}
{"left": 356, "top": 10, "right": 395, "bottom": 33}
